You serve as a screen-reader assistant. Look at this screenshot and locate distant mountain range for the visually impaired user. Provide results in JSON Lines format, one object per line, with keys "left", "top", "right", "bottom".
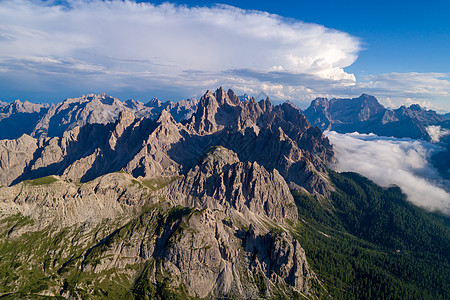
{"left": 303, "top": 94, "right": 447, "bottom": 141}
{"left": 0, "top": 94, "right": 199, "bottom": 140}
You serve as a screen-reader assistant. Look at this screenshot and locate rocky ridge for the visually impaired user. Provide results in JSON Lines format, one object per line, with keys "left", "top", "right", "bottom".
{"left": 0, "top": 151, "right": 316, "bottom": 298}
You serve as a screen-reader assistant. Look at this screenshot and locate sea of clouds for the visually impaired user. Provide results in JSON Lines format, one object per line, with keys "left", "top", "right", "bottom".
{"left": 326, "top": 131, "right": 450, "bottom": 215}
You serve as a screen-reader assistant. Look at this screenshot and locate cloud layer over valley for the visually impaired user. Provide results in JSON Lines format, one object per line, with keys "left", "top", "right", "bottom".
{"left": 326, "top": 131, "right": 450, "bottom": 215}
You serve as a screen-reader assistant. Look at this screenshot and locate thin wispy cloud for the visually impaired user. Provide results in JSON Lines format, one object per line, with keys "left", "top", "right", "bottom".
{"left": 326, "top": 131, "right": 450, "bottom": 215}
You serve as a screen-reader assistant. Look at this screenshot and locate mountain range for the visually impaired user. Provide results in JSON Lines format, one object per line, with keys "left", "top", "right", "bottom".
{"left": 3, "top": 91, "right": 447, "bottom": 142}
{"left": 0, "top": 88, "right": 448, "bottom": 299}
{"left": 303, "top": 94, "right": 447, "bottom": 141}
{"left": 0, "top": 94, "right": 198, "bottom": 140}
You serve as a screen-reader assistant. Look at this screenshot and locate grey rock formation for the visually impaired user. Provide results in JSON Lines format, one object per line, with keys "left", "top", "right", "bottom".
{"left": 0, "top": 151, "right": 319, "bottom": 298}
{"left": 31, "top": 93, "right": 155, "bottom": 138}
{"left": 165, "top": 146, "right": 298, "bottom": 223}
{"left": 0, "top": 134, "right": 38, "bottom": 187}
{"left": 0, "top": 87, "right": 334, "bottom": 298}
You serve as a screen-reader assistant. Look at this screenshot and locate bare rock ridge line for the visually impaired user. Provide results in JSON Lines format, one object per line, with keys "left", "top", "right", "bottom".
{"left": 0, "top": 87, "right": 334, "bottom": 196}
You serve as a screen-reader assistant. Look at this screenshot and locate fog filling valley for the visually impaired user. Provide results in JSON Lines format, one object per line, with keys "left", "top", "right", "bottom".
{"left": 326, "top": 131, "right": 450, "bottom": 215}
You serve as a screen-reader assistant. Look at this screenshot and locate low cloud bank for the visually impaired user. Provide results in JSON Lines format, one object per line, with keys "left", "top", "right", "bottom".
{"left": 326, "top": 131, "right": 450, "bottom": 215}
{"left": 426, "top": 125, "right": 450, "bottom": 143}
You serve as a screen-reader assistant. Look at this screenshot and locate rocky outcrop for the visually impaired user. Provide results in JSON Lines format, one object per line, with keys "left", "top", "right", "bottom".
{"left": 164, "top": 146, "right": 298, "bottom": 223}
{"left": 0, "top": 173, "right": 150, "bottom": 228}
{"left": 304, "top": 94, "right": 446, "bottom": 140}
{"left": 0, "top": 134, "right": 38, "bottom": 187}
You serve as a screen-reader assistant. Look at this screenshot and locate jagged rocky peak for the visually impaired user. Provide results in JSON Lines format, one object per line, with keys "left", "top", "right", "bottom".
{"left": 198, "top": 87, "right": 241, "bottom": 108}
{"left": 145, "top": 97, "right": 162, "bottom": 107}
{"left": 226, "top": 88, "right": 241, "bottom": 105}
{"left": 183, "top": 87, "right": 334, "bottom": 194}
{"left": 164, "top": 145, "right": 298, "bottom": 223}
{"left": 189, "top": 89, "right": 219, "bottom": 134}
{"left": 305, "top": 93, "right": 386, "bottom": 131}
{"left": 310, "top": 97, "right": 329, "bottom": 106}
{"left": 156, "top": 108, "right": 176, "bottom": 124}
{"left": 109, "top": 110, "right": 137, "bottom": 150}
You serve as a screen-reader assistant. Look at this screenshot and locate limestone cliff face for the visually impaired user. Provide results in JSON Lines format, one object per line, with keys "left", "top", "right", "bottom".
{"left": 164, "top": 146, "right": 298, "bottom": 223}
{"left": 0, "top": 93, "right": 198, "bottom": 139}
{"left": 0, "top": 134, "right": 38, "bottom": 187}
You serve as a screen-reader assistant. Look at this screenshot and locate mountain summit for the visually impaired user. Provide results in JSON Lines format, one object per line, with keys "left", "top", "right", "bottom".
{"left": 0, "top": 87, "right": 334, "bottom": 194}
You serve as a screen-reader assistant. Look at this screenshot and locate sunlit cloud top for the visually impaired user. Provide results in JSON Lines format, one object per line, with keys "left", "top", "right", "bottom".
{"left": 326, "top": 131, "right": 450, "bottom": 215}
{"left": 0, "top": 0, "right": 359, "bottom": 101}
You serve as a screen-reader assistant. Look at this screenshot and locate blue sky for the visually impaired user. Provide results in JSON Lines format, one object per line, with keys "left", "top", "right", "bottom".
{"left": 0, "top": 0, "right": 449, "bottom": 111}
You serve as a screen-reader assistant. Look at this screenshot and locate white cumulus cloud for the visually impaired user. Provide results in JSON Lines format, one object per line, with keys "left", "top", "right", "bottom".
{"left": 326, "top": 131, "right": 450, "bottom": 215}
{"left": 0, "top": 0, "right": 360, "bottom": 101}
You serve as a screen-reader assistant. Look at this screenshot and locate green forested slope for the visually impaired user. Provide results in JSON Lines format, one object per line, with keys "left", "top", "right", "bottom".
{"left": 292, "top": 171, "right": 450, "bottom": 299}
